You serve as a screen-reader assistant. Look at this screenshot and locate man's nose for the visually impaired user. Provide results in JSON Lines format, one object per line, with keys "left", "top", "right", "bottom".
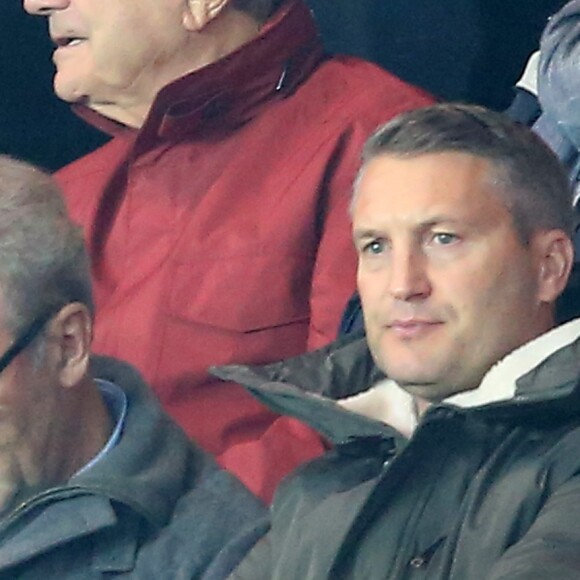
{"left": 23, "top": 0, "right": 70, "bottom": 16}
{"left": 388, "top": 247, "right": 431, "bottom": 301}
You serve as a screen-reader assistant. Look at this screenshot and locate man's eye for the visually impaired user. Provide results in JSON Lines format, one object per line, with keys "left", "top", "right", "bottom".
{"left": 432, "top": 232, "right": 458, "bottom": 245}
{"left": 363, "top": 240, "right": 385, "bottom": 255}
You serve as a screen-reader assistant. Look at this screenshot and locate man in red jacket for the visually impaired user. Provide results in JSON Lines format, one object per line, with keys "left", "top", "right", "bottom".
{"left": 23, "top": 0, "right": 431, "bottom": 501}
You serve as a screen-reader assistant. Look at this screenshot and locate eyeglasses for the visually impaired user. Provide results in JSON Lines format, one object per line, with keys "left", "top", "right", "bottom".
{"left": 0, "top": 311, "right": 54, "bottom": 375}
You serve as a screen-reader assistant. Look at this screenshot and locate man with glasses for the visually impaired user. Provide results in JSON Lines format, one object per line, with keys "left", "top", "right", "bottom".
{"left": 0, "top": 156, "right": 265, "bottom": 578}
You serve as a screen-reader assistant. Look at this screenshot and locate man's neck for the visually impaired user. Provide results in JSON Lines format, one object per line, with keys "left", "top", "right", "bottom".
{"left": 85, "top": 10, "right": 263, "bottom": 128}
{"left": 66, "top": 382, "right": 114, "bottom": 478}
{"left": 0, "top": 380, "right": 113, "bottom": 518}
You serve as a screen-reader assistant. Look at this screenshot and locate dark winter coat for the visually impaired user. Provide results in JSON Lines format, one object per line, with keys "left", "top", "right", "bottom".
{"left": 216, "top": 328, "right": 580, "bottom": 579}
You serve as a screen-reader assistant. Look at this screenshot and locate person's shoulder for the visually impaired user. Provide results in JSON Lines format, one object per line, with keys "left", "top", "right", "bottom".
{"left": 294, "top": 54, "right": 433, "bottom": 131}
{"left": 142, "top": 456, "right": 266, "bottom": 579}
{"left": 313, "top": 54, "right": 433, "bottom": 106}
{"left": 55, "top": 134, "right": 128, "bottom": 188}
{"left": 91, "top": 356, "right": 267, "bottom": 578}
{"left": 128, "top": 466, "right": 267, "bottom": 579}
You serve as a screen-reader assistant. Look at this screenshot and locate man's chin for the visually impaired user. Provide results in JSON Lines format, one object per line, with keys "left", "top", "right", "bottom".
{"left": 380, "top": 356, "right": 441, "bottom": 386}
{"left": 383, "top": 365, "right": 446, "bottom": 400}
{"left": 53, "top": 79, "right": 89, "bottom": 104}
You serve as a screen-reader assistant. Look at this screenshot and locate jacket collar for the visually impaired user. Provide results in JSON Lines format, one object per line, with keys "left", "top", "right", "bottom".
{"left": 0, "top": 356, "right": 203, "bottom": 533}
{"left": 74, "top": 0, "right": 324, "bottom": 144}
{"left": 212, "top": 334, "right": 402, "bottom": 447}
{"left": 339, "top": 319, "right": 580, "bottom": 437}
{"left": 72, "top": 356, "right": 205, "bottom": 528}
{"left": 449, "top": 317, "right": 580, "bottom": 407}
{"left": 214, "top": 319, "right": 580, "bottom": 443}
{"left": 0, "top": 355, "right": 204, "bottom": 570}
{"left": 0, "top": 495, "right": 137, "bottom": 573}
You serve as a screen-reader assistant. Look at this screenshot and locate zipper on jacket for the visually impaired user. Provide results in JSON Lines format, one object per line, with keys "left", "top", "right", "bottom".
{"left": 408, "top": 537, "right": 446, "bottom": 570}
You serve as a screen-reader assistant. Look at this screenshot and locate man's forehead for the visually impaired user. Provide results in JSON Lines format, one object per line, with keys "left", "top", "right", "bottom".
{"left": 353, "top": 152, "right": 506, "bottom": 220}
{"left": 353, "top": 152, "right": 498, "bottom": 204}
{"left": 357, "top": 151, "right": 494, "bottom": 187}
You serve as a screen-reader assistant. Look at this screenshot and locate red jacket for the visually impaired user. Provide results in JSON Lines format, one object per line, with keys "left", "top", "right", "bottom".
{"left": 57, "top": 0, "right": 432, "bottom": 501}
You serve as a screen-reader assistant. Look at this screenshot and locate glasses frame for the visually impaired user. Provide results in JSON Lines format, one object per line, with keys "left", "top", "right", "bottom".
{"left": 0, "top": 311, "right": 54, "bottom": 375}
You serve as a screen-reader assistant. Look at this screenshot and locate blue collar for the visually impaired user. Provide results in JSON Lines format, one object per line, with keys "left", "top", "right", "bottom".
{"left": 73, "top": 380, "right": 128, "bottom": 478}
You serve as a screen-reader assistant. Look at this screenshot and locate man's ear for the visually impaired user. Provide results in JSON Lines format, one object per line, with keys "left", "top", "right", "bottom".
{"left": 50, "top": 303, "right": 93, "bottom": 389}
{"left": 534, "top": 229, "right": 575, "bottom": 304}
{"left": 183, "top": 0, "right": 230, "bottom": 31}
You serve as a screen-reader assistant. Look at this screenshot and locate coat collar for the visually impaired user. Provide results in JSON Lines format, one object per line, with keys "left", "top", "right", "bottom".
{"left": 339, "top": 319, "right": 580, "bottom": 437}
{"left": 449, "top": 317, "right": 580, "bottom": 407}
{"left": 0, "top": 494, "right": 137, "bottom": 573}
{"left": 74, "top": 0, "right": 324, "bottom": 145}
{"left": 0, "top": 355, "right": 207, "bottom": 571}
{"left": 214, "top": 319, "right": 580, "bottom": 444}
{"left": 74, "top": 356, "right": 205, "bottom": 528}
{"left": 212, "top": 335, "right": 402, "bottom": 448}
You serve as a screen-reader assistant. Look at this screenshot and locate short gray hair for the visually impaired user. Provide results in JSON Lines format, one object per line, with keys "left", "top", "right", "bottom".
{"left": 356, "top": 103, "right": 576, "bottom": 242}
{"left": 232, "top": 0, "right": 284, "bottom": 22}
{"left": 0, "top": 156, "right": 93, "bottom": 339}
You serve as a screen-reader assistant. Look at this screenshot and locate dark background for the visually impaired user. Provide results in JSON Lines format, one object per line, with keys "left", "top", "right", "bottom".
{"left": 1, "top": 0, "right": 566, "bottom": 171}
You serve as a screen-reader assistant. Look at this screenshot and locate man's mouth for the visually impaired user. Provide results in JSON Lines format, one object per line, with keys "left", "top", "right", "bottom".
{"left": 387, "top": 319, "right": 443, "bottom": 339}
{"left": 54, "top": 37, "right": 87, "bottom": 48}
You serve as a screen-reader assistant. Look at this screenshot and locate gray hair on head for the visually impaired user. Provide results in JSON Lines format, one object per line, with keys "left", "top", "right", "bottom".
{"left": 0, "top": 156, "right": 93, "bottom": 342}
{"left": 354, "top": 103, "right": 576, "bottom": 243}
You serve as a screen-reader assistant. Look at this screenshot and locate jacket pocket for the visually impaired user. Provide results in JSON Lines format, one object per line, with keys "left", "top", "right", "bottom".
{"left": 168, "top": 251, "right": 313, "bottom": 332}
{"left": 153, "top": 251, "right": 314, "bottom": 420}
